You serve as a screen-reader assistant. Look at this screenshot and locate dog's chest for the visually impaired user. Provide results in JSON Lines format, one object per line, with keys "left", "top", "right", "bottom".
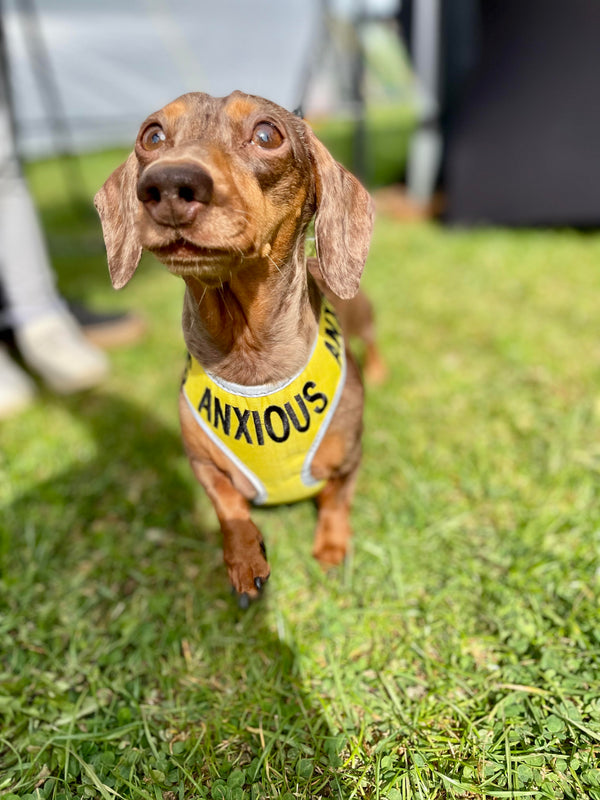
{"left": 182, "top": 299, "right": 346, "bottom": 505}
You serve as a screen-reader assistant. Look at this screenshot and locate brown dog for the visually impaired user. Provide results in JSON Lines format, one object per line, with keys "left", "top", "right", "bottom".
{"left": 95, "top": 91, "right": 377, "bottom": 604}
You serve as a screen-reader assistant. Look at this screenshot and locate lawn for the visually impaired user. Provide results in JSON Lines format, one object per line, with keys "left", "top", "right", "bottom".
{"left": 1, "top": 148, "right": 600, "bottom": 799}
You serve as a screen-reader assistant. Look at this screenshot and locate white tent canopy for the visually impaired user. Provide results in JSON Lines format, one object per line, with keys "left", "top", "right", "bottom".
{"left": 3, "top": 0, "right": 322, "bottom": 157}
{"left": 4, "top": 0, "right": 398, "bottom": 158}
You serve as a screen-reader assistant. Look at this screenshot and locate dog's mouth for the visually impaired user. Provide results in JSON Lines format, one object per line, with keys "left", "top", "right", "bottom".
{"left": 151, "top": 239, "right": 233, "bottom": 272}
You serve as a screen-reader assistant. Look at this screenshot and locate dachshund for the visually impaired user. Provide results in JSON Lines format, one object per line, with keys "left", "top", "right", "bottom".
{"left": 95, "top": 91, "right": 381, "bottom": 605}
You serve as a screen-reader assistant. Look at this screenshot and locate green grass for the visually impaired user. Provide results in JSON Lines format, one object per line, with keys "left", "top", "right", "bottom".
{"left": 1, "top": 148, "right": 600, "bottom": 799}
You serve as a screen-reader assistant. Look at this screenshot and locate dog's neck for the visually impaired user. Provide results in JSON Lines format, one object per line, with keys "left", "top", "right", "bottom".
{"left": 181, "top": 249, "right": 321, "bottom": 386}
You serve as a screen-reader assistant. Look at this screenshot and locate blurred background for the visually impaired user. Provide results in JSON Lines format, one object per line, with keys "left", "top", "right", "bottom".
{"left": 2, "top": 0, "right": 412, "bottom": 185}
{"left": 4, "top": 0, "right": 600, "bottom": 226}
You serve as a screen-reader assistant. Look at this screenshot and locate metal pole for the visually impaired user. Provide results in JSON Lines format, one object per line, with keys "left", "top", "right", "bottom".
{"left": 13, "top": 0, "right": 90, "bottom": 205}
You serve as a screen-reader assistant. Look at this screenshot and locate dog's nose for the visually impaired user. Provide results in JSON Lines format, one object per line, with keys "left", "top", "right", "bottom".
{"left": 137, "top": 162, "right": 213, "bottom": 227}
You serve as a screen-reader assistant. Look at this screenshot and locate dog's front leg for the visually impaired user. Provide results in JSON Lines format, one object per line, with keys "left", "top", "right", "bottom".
{"left": 312, "top": 466, "right": 360, "bottom": 568}
{"left": 191, "top": 460, "right": 270, "bottom": 603}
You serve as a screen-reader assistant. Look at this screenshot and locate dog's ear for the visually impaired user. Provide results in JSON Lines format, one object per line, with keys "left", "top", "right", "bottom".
{"left": 94, "top": 153, "right": 143, "bottom": 289}
{"left": 307, "top": 129, "right": 374, "bottom": 300}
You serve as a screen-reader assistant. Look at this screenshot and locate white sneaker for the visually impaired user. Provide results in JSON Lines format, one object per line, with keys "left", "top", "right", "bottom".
{"left": 15, "top": 311, "right": 109, "bottom": 394}
{"left": 0, "top": 345, "right": 36, "bottom": 418}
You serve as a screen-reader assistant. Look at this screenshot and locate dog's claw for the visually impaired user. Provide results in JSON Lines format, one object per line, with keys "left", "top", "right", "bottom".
{"left": 232, "top": 575, "right": 268, "bottom": 609}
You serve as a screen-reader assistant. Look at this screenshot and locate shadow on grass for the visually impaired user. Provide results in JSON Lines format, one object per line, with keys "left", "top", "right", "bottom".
{"left": 1, "top": 391, "right": 348, "bottom": 797}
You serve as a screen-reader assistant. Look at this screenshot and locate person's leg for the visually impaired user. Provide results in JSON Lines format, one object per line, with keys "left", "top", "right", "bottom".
{"left": 0, "top": 56, "right": 66, "bottom": 323}
{"left": 0, "top": 87, "right": 108, "bottom": 396}
{"left": 0, "top": 162, "right": 67, "bottom": 326}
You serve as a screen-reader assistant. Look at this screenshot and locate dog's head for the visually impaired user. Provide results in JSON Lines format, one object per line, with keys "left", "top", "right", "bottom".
{"left": 95, "top": 91, "right": 374, "bottom": 299}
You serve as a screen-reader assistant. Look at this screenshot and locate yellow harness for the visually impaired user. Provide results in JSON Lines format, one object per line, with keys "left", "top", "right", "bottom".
{"left": 182, "top": 298, "right": 346, "bottom": 505}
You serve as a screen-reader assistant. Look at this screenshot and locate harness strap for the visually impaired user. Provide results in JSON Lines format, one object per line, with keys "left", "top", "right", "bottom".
{"left": 182, "top": 297, "right": 346, "bottom": 505}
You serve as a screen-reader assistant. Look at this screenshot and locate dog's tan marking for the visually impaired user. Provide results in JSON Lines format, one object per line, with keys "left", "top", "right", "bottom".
{"left": 226, "top": 95, "right": 261, "bottom": 123}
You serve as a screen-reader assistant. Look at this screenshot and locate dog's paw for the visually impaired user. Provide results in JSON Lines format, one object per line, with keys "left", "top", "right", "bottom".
{"left": 312, "top": 542, "right": 347, "bottom": 569}
{"left": 223, "top": 524, "right": 270, "bottom": 605}
{"left": 312, "top": 515, "right": 351, "bottom": 569}
{"left": 227, "top": 559, "right": 270, "bottom": 606}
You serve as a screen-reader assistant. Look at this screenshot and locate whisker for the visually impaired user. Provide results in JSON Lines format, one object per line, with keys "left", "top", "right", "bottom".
{"left": 265, "top": 252, "right": 284, "bottom": 275}
{"left": 231, "top": 207, "right": 254, "bottom": 221}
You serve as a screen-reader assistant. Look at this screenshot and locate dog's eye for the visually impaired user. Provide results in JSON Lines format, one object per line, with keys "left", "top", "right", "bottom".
{"left": 252, "top": 122, "right": 283, "bottom": 150}
{"left": 141, "top": 124, "right": 167, "bottom": 151}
